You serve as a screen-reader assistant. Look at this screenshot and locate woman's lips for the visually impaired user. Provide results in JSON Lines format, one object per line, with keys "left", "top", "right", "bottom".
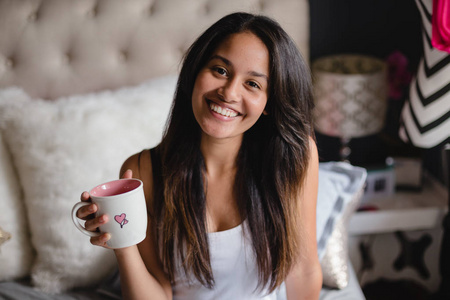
{"left": 208, "top": 101, "right": 239, "bottom": 118}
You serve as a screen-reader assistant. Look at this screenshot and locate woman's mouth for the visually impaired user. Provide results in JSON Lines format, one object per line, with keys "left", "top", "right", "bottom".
{"left": 208, "top": 101, "right": 239, "bottom": 118}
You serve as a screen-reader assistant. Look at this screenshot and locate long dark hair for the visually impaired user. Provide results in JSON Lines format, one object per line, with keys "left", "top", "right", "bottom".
{"left": 153, "top": 12, "right": 314, "bottom": 292}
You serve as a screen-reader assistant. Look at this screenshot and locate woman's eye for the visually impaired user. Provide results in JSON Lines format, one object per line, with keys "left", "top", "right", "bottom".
{"left": 214, "top": 67, "right": 227, "bottom": 76}
{"left": 248, "top": 81, "right": 260, "bottom": 89}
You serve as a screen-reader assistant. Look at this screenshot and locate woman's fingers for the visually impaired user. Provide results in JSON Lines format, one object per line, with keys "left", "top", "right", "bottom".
{"left": 76, "top": 202, "right": 97, "bottom": 220}
{"left": 80, "top": 191, "right": 90, "bottom": 202}
{"left": 78, "top": 191, "right": 112, "bottom": 249}
{"left": 90, "top": 233, "right": 111, "bottom": 248}
{"left": 76, "top": 191, "right": 97, "bottom": 220}
{"left": 121, "top": 169, "right": 133, "bottom": 179}
{"left": 84, "top": 214, "right": 108, "bottom": 231}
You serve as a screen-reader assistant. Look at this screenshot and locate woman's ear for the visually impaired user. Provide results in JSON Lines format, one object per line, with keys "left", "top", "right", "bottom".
{"left": 262, "top": 110, "right": 269, "bottom": 115}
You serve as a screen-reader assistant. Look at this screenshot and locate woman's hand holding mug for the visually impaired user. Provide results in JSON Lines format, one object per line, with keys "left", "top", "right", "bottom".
{"left": 72, "top": 170, "right": 147, "bottom": 249}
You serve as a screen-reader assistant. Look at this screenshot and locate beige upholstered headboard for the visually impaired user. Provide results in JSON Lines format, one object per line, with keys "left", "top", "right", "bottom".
{"left": 0, "top": 0, "right": 309, "bottom": 100}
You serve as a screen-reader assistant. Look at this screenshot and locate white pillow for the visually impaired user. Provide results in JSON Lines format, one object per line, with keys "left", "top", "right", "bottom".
{"left": 0, "top": 75, "right": 177, "bottom": 293}
{"left": 317, "top": 162, "right": 367, "bottom": 288}
{"left": 0, "top": 117, "right": 35, "bottom": 281}
{"left": 316, "top": 167, "right": 345, "bottom": 260}
{"left": 316, "top": 162, "right": 366, "bottom": 259}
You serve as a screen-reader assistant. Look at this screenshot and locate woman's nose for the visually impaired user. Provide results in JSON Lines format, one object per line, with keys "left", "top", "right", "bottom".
{"left": 219, "top": 79, "right": 240, "bottom": 103}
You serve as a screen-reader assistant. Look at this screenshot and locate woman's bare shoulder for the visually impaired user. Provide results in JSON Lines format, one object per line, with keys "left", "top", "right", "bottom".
{"left": 120, "top": 149, "right": 154, "bottom": 204}
{"left": 308, "top": 136, "right": 318, "bottom": 157}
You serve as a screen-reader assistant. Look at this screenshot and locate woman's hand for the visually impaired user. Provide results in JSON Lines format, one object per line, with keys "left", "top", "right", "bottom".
{"left": 76, "top": 169, "right": 134, "bottom": 248}
{"left": 76, "top": 191, "right": 111, "bottom": 247}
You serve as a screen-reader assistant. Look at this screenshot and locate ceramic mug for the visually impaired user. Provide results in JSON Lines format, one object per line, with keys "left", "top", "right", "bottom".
{"left": 71, "top": 178, "right": 147, "bottom": 249}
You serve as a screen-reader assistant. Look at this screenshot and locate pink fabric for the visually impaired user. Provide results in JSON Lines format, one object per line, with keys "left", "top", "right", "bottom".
{"left": 386, "top": 51, "right": 412, "bottom": 100}
{"left": 432, "top": 0, "right": 450, "bottom": 52}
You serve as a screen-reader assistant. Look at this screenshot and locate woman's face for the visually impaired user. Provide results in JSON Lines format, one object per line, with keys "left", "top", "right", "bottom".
{"left": 192, "top": 32, "right": 269, "bottom": 143}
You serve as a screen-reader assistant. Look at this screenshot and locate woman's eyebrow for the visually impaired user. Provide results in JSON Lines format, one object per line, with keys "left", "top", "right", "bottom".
{"left": 209, "top": 55, "right": 268, "bottom": 82}
{"left": 210, "top": 55, "right": 232, "bottom": 66}
{"left": 249, "top": 71, "right": 268, "bottom": 82}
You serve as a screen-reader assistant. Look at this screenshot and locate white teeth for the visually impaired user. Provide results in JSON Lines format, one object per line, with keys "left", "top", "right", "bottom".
{"left": 209, "top": 103, "right": 238, "bottom": 117}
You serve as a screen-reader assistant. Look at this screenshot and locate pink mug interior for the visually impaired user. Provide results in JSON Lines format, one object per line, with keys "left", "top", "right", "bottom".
{"left": 90, "top": 179, "right": 141, "bottom": 197}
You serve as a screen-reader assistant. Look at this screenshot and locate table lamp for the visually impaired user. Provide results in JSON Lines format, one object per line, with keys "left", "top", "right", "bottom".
{"left": 312, "top": 54, "right": 388, "bottom": 161}
{"left": 398, "top": 0, "right": 449, "bottom": 297}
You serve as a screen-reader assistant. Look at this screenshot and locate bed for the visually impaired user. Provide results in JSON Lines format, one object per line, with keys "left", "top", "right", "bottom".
{"left": 0, "top": 0, "right": 366, "bottom": 299}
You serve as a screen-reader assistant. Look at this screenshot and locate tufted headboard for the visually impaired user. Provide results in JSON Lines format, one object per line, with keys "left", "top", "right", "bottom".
{"left": 0, "top": 0, "right": 309, "bottom": 100}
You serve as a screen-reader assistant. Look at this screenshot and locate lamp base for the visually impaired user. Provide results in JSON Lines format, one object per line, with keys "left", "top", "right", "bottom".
{"left": 315, "top": 131, "right": 389, "bottom": 166}
{"left": 340, "top": 137, "right": 352, "bottom": 162}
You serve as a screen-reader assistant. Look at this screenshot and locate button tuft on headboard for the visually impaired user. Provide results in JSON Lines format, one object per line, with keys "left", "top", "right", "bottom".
{"left": 119, "top": 50, "right": 128, "bottom": 62}
{"left": 87, "top": 3, "right": 98, "bottom": 18}
{"left": 27, "top": 9, "right": 39, "bottom": 22}
{"left": 5, "top": 57, "right": 14, "bottom": 69}
{"left": 259, "top": 0, "right": 266, "bottom": 11}
{"left": 146, "top": 0, "right": 156, "bottom": 16}
{"left": 178, "top": 45, "right": 187, "bottom": 59}
{"left": 63, "top": 53, "right": 72, "bottom": 65}
{"left": 203, "top": 2, "right": 211, "bottom": 15}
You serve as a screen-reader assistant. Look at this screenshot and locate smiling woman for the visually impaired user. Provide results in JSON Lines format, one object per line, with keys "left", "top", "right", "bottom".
{"left": 76, "top": 12, "right": 321, "bottom": 300}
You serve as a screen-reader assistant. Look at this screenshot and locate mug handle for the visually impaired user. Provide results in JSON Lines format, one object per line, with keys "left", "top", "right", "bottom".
{"left": 71, "top": 202, "right": 102, "bottom": 237}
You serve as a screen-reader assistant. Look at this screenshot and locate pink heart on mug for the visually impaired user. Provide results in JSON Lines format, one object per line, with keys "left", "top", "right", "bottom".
{"left": 115, "top": 213, "right": 126, "bottom": 224}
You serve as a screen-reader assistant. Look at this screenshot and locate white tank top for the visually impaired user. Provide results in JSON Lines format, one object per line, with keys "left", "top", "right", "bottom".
{"left": 172, "top": 223, "right": 286, "bottom": 300}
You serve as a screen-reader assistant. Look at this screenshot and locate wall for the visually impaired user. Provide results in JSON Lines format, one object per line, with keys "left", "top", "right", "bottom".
{"left": 310, "top": 0, "right": 422, "bottom": 63}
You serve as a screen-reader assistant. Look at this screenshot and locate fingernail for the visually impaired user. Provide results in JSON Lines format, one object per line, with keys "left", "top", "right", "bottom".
{"left": 102, "top": 233, "right": 111, "bottom": 242}
{"left": 88, "top": 205, "right": 95, "bottom": 212}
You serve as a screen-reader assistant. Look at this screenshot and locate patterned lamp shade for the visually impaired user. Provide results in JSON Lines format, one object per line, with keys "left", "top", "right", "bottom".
{"left": 312, "top": 54, "right": 388, "bottom": 140}
{"left": 399, "top": 0, "right": 450, "bottom": 149}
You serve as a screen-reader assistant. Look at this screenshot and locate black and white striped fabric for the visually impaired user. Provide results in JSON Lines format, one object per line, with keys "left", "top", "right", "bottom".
{"left": 399, "top": 0, "right": 450, "bottom": 148}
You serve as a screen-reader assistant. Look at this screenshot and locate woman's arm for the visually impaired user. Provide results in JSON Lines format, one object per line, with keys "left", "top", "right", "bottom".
{"left": 115, "top": 152, "right": 173, "bottom": 300}
{"left": 81, "top": 152, "right": 172, "bottom": 300}
{"left": 115, "top": 243, "right": 171, "bottom": 300}
{"left": 285, "top": 138, "right": 323, "bottom": 300}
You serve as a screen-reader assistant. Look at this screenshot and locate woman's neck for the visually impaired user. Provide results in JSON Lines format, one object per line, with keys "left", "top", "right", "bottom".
{"left": 200, "top": 134, "right": 243, "bottom": 232}
{"left": 200, "top": 134, "right": 242, "bottom": 178}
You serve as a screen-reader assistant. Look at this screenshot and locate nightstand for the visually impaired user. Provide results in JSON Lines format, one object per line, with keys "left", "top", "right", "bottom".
{"left": 347, "top": 173, "right": 448, "bottom": 293}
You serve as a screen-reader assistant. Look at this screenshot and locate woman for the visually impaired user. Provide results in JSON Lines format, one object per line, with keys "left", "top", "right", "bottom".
{"left": 77, "top": 12, "right": 322, "bottom": 299}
